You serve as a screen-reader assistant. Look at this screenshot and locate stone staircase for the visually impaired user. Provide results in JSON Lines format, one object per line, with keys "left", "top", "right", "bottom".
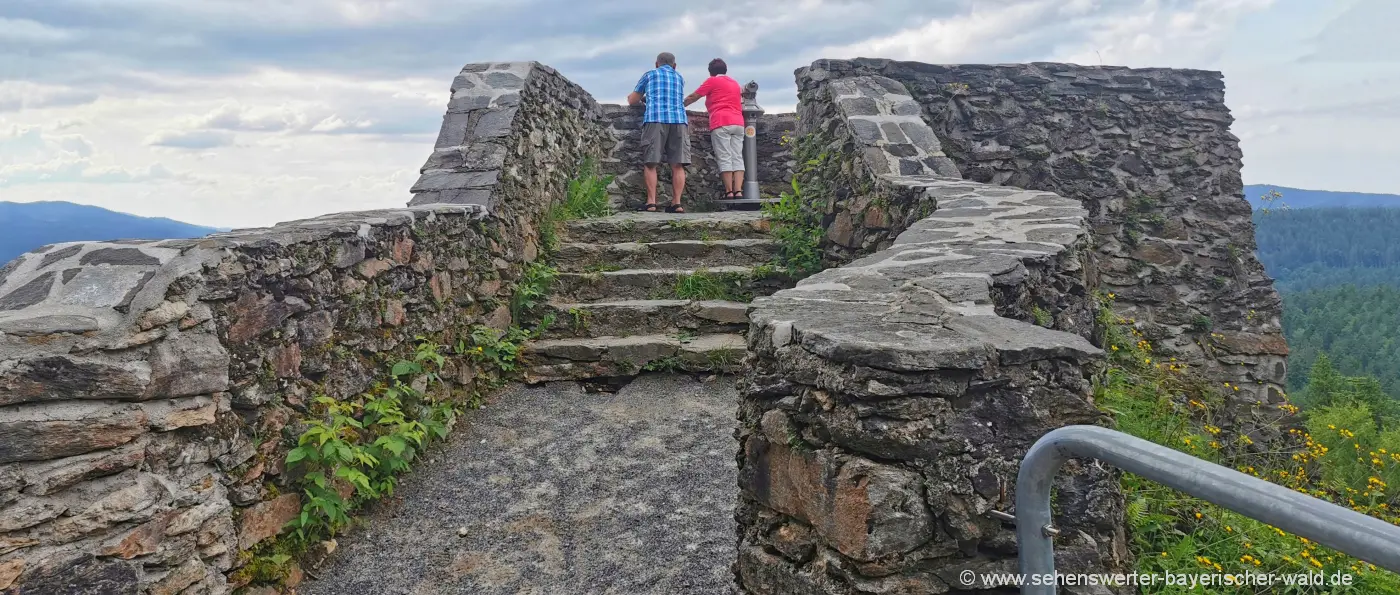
{"left": 523, "top": 210, "right": 787, "bottom": 383}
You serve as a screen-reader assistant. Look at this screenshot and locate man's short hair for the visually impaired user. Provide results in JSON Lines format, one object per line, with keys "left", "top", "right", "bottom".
{"left": 708, "top": 58, "right": 727, "bottom": 76}
{"left": 656, "top": 52, "right": 676, "bottom": 67}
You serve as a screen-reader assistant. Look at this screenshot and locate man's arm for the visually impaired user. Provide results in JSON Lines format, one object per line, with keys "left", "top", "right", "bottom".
{"left": 628, "top": 72, "right": 648, "bottom": 106}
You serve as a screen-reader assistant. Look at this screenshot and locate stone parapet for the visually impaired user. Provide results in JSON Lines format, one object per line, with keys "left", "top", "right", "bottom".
{"left": 799, "top": 58, "right": 1286, "bottom": 409}
{"left": 598, "top": 105, "right": 796, "bottom": 210}
{"left": 0, "top": 60, "right": 592, "bottom": 594}
{"left": 411, "top": 61, "right": 609, "bottom": 216}
{"left": 736, "top": 65, "right": 1125, "bottom": 594}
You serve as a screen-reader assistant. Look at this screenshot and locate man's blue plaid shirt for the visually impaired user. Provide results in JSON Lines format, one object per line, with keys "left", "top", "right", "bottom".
{"left": 634, "top": 65, "right": 688, "bottom": 125}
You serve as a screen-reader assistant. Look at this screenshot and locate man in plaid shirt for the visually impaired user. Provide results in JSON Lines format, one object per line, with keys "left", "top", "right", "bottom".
{"left": 627, "top": 52, "right": 690, "bottom": 213}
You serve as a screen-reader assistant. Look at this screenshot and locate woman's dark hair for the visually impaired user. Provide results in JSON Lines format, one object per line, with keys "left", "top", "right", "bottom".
{"left": 708, "top": 58, "right": 727, "bottom": 76}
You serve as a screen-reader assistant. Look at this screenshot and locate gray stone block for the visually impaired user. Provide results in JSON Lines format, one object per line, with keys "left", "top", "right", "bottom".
{"left": 847, "top": 118, "right": 882, "bottom": 144}
{"left": 879, "top": 122, "right": 909, "bottom": 144}
{"left": 447, "top": 93, "right": 490, "bottom": 113}
{"left": 463, "top": 142, "right": 507, "bottom": 171}
{"left": 409, "top": 170, "right": 499, "bottom": 193}
{"left": 434, "top": 112, "right": 472, "bottom": 149}
{"left": 0, "top": 272, "right": 55, "bottom": 311}
{"left": 472, "top": 107, "right": 519, "bottom": 139}
{"left": 56, "top": 267, "right": 156, "bottom": 309}
{"left": 837, "top": 96, "right": 879, "bottom": 116}
{"left": 410, "top": 188, "right": 494, "bottom": 207}
{"left": 899, "top": 122, "right": 940, "bottom": 152}
{"left": 38, "top": 245, "right": 82, "bottom": 269}
{"left": 147, "top": 332, "right": 230, "bottom": 399}
{"left": 79, "top": 248, "right": 160, "bottom": 266}
{"left": 0, "top": 314, "right": 100, "bottom": 336}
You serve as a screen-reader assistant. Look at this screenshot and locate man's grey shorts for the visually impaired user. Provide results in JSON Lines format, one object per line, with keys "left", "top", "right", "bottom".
{"left": 711, "top": 125, "right": 744, "bottom": 172}
{"left": 640, "top": 122, "right": 691, "bottom": 165}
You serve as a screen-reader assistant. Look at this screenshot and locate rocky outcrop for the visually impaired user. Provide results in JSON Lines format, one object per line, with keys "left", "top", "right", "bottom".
{"left": 0, "top": 61, "right": 600, "bottom": 594}
{"left": 799, "top": 58, "right": 1286, "bottom": 408}
{"left": 736, "top": 70, "right": 1125, "bottom": 594}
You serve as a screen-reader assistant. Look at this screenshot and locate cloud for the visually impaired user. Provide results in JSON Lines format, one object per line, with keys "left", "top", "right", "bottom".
{"left": 0, "top": 0, "right": 1394, "bottom": 228}
{"left": 146, "top": 129, "right": 236, "bottom": 149}
{"left": 1302, "top": 0, "right": 1400, "bottom": 63}
{"left": 821, "top": 0, "right": 1275, "bottom": 68}
{"left": 0, "top": 82, "right": 99, "bottom": 113}
{"left": 0, "top": 125, "right": 194, "bottom": 186}
{"left": 0, "top": 16, "right": 77, "bottom": 44}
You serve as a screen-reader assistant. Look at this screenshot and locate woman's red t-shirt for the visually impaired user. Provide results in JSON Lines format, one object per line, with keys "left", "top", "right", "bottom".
{"left": 693, "top": 75, "right": 744, "bottom": 130}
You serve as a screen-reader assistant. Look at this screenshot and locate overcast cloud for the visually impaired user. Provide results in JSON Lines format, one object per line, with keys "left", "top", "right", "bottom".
{"left": 0, "top": 0, "right": 1394, "bottom": 228}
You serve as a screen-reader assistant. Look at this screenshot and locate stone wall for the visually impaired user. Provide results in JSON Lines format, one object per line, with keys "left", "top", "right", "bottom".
{"left": 798, "top": 59, "right": 1287, "bottom": 409}
{"left": 788, "top": 73, "right": 963, "bottom": 264}
{"left": 599, "top": 106, "right": 796, "bottom": 210}
{"left": 0, "top": 61, "right": 591, "bottom": 594}
{"left": 735, "top": 71, "right": 1125, "bottom": 594}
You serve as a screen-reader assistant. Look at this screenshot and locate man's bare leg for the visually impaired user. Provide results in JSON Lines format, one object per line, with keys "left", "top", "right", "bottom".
{"left": 671, "top": 164, "right": 686, "bottom": 209}
{"left": 643, "top": 164, "right": 659, "bottom": 208}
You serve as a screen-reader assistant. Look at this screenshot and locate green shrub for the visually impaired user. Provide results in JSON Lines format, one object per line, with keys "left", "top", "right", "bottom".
{"left": 284, "top": 341, "right": 455, "bottom": 544}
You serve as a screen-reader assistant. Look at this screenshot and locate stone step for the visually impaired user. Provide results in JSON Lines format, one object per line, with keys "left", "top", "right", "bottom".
{"left": 554, "top": 238, "right": 778, "bottom": 272}
{"left": 552, "top": 265, "right": 791, "bottom": 303}
{"left": 523, "top": 333, "right": 748, "bottom": 383}
{"left": 539, "top": 299, "right": 750, "bottom": 339}
{"left": 562, "top": 211, "right": 771, "bottom": 245}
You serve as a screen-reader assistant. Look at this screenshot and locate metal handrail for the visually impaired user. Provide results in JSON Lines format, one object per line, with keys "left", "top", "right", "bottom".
{"left": 1015, "top": 425, "right": 1400, "bottom": 594}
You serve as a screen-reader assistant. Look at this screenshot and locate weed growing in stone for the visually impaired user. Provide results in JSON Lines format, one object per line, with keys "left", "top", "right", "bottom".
{"left": 541, "top": 157, "right": 616, "bottom": 254}
{"left": 673, "top": 268, "right": 751, "bottom": 301}
{"left": 643, "top": 355, "right": 685, "bottom": 373}
{"left": 1032, "top": 306, "right": 1052, "bottom": 327}
{"left": 567, "top": 307, "right": 590, "bottom": 333}
{"left": 510, "top": 261, "right": 557, "bottom": 320}
{"left": 583, "top": 262, "right": 624, "bottom": 273}
{"left": 762, "top": 176, "right": 824, "bottom": 278}
{"left": 706, "top": 349, "right": 738, "bottom": 371}
{"left": 552, "top": 157, "right": 614, "bottom": 221}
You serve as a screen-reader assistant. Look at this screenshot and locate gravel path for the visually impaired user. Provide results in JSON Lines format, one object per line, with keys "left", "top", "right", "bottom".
{"left": 300, "top": 374, "right": 738, "bottom": 595}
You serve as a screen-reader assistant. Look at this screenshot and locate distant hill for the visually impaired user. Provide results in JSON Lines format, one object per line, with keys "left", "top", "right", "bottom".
{"left": 1245, "top": 185, "right": 1400, "bottom": 209}
{"left": 0, "top": 201, "right": 221, "bottom": 266}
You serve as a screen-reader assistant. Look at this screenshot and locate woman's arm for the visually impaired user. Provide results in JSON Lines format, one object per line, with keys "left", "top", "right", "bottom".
{"left": 684, "top": 79, "right": 711, "bottom": 107}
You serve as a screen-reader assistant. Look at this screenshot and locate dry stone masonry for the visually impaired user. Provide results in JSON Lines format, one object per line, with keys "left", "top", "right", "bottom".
{"left": 800, "top": 59, "right": 1286, "bottom": 410}
{"left": 0, "top": 60, "right": 606, "bottom": 594}
{"left": 736, "top": 69, "right": 1124, "bottom": 594}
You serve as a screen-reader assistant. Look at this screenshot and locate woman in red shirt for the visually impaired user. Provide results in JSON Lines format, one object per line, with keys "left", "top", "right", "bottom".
{"left": 685, "top": 59, "right": 746, "bottom": 199}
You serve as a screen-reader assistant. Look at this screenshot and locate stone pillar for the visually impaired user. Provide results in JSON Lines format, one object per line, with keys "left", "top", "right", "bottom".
{"left": 741, "top": 81, "right": 764, "bottom": 202}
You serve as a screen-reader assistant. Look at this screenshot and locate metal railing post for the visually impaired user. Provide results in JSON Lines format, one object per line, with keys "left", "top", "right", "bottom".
{"left": 740, "top": 80, "right": 762, "bottom": 202}
{"left": 1016, "top": 425, "right": 1400, "bottom": 594}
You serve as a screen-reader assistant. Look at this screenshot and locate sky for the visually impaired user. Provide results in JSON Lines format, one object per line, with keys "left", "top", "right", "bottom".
{"left": 0, "top": 0, "right": 1395, "bottom": 229}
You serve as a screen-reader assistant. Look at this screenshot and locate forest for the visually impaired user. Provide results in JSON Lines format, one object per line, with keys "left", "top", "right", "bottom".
{"left": 1253, "top": 208, "right": 1400, "bottom": 396}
